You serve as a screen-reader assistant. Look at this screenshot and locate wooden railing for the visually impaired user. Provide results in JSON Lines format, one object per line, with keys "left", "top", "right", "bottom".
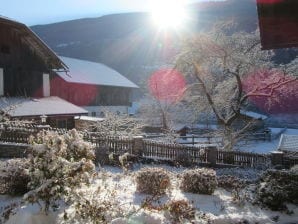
{"left": 217, "top": 150, "right": 268, "bottom": 168}
{"left": 283, "top": 156, "right": 298, "bottom": 168}
{"left": 282, "top": 151, "right": 298, "bottom": 168}
{"left": 0, "top": 130, "right": 31, "bottom": 143}
{"left": 83, "top": 133, "right": 134, "bottom": 154}
{"left": 0, "top": 125, "right": 67, "bottom": 143}
{"left": 142, "top": 140, "right": 208, "bottom": 163}
{"left": 0, "top": 125, "right": 275, "bottom": 168}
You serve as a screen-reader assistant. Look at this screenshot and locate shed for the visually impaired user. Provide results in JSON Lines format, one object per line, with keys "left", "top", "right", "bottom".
{"left": 277, "top": 134, "right": 298, "bottom": 153}
{"left": 0, "top": 96, "right": 87, "bottom": 129}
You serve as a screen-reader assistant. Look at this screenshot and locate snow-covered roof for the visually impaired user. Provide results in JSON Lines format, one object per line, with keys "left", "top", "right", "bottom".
{"left": 57, "top": 56, "right": 138, "bottom": 88}
{"left": 0, "top": 97, "right": 88, "bottom": 117}
{"left": 277, "top": 134, "right": 298, "bottom": 152}
{"left": 74, "top": 116, "right": 104, "bottom": 122}
{"left": 240, "top": 110, "right": 268, "bottom": 120}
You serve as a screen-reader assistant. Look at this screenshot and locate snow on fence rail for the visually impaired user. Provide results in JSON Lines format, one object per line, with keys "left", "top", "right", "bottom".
{"left": 82, "top": 133, "right": 135, "bottom": 154}
{"left": 217, "top": 150, "right": 269, "bottom": 168}
{"left": 0, "top": 126, "right": 67, "bottom": 143}
{"left": 141, "top": 142, "right": 270, "bottom": 168}
{"left": 142, "top": 140, "right": 208, "bottom": 163}
{"left": 0, "top": 125, "right": 278, "bottom": 168}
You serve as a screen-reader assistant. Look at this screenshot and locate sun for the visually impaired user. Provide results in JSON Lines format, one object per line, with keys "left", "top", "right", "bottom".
{"left": 150, "top": 0, "right": 188, "bottom": 29}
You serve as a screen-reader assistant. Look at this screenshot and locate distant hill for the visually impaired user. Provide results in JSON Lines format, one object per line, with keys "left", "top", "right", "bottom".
{"left": 31, "top": 0, "right": 296, "bottom": 85}
{"left": 30, "top": 0, "right": 256, "bottom": 81}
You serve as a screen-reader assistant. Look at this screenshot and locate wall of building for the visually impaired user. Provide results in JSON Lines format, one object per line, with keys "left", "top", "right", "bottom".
{"left": 0, "top": 24, "right": 49, "bottom": 97}
{"left": 51, "top": 74, "right": 133, "bottom": 107}
{"left": 83, "top": 105, "right": 129, "bottom": 117}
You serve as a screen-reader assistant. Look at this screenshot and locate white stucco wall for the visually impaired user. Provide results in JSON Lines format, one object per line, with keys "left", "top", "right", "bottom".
{"left": 83, "top": 106, "right": 129, "bottom": 117}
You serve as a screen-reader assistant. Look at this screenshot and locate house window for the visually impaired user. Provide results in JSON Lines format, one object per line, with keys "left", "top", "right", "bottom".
{"left": 91, "top": 111, "right": 96, "bottom": 117}
{"left": 1, "top": 45, "right": 10, "bottom": 54}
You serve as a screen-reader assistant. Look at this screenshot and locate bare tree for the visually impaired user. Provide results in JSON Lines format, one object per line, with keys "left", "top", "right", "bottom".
{"left": 139, "top": 68, "right": 187, "bottom": 131}
{"left": 138, "top": 94, "right": 174, "bottom": 130}
{"left": 176, "top": 27, "right": 298, "bottom": 150}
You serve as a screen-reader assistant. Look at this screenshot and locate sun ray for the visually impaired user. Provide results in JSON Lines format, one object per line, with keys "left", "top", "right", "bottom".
{"left": 150, "top": 0, "right": 189, "bottom": 30}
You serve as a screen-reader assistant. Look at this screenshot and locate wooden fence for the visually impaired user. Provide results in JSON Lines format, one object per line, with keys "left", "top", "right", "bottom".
{"left": 0, "top": 125, "right": 67, "bottom": 143}
{"left": 142, "top": 140, "right": 208, "bottom": 163}
{"left": 283, "top": 156, "right": 298, "bottom": 168}
{"left": 217, "top": 150, "right": 268, "bottom": 167}
{"left": 0, "top": 125, "right": 279, "bottom": 168}
{"left": 83, "top": 133, "right": 135, "bottom": 155}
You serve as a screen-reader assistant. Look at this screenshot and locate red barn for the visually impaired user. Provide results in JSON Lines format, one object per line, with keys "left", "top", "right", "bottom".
{"left": 52, "top": 56, "right": 138, "bottom": 116}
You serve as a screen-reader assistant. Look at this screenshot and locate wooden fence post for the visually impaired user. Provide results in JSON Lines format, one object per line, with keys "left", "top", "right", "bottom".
{"left": 133, "top": 136, "right": 143, "bottom": 156}
{"left": 271, "top": 151, "right": 284, "bottom": 166}
{"left": 207, "top": 146, "right": 217, "bottom": 167}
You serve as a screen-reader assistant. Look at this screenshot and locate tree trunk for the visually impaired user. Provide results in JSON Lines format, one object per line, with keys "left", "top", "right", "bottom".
{"left": 223, "top": 125, "right": 234, "bottom": 151}
{"left": 161, "top": 111, "right": 169, "bottom": 130}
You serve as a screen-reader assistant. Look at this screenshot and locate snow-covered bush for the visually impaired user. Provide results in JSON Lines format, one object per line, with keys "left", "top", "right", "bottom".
{"left": 217, "top": 175, "right": 248, "bottom": 205}
{"left": 142, "top": 197, "right": 195, "bottom": 223}
{"left": 217, "top": 175, "right": 246, "bottom": 191}
{"left": 64, "top": 170, "right": 138, "bottom": 223}
{"left": 135, "top": 167, "right": 171, "bottom": 195}
{"left": 255, "top": 169, "right": 298, "bottom": 211}
{"left": 24, "top": 129, "right": 95, "bottom": 212}
{"left": 174, "top": 150, "right": 193, "bottom": 167}
{"left": 66, "top": 181, "right": 125, "bottom": 222}
{"left": 180, "top": 168, "right": 217, "bottom": 195}
{"left": 0, "top": 158, "right": 29, "bottom": 195}
{"left": 165, "top": 199, "right": 195, "bottom": 223}
{"left": 216, "top": 167, "right": 262, "bottom": 182}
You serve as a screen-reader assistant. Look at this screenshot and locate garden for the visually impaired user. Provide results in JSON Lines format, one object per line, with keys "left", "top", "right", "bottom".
{"left": 0, "top": 129, "right": 297, "bottom": 224}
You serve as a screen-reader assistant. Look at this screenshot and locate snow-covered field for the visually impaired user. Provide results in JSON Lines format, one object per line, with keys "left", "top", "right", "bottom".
{"left": 2, "top": 165, "right": 298, "bottom": 224}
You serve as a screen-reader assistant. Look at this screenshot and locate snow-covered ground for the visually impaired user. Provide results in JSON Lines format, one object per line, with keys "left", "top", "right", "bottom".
{"left": 240, "top": 128, "right": 298, "bottom": 154}
{"left": 2, "top": 165, "right": 298, "bottom": 224}
{"left": 176, "top": 127, "right": 298, "bottom": 154}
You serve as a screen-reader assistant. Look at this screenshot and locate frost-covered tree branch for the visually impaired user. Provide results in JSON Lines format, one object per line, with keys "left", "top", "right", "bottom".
{"left": 91, "top": 109, "right": 144, "bottom": 137}
{"left": 176, "top": 26, "right": 297, "bottom": 150}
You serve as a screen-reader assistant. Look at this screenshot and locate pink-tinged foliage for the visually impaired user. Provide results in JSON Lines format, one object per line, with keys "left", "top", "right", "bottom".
{"left": 148, "top": 68, "right": 186, "bottom": 104}
{"left": 243, "top": 69, "right": 298, "bottom": 114}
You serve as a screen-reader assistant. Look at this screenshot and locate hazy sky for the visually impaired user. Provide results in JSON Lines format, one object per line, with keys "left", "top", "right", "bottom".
{"left": 0, "top": 0, "right": 205, "bottom": 26}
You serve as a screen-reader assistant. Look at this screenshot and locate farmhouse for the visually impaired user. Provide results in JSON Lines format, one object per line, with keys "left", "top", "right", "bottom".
{"left": 0, "top": 16, "right": 67, "bottom": 97}
{"left": 0, "top": 16, "right": 137, "bottom": 127}
{"left": 0, "top": 16, "right": 87, "bottom": 128}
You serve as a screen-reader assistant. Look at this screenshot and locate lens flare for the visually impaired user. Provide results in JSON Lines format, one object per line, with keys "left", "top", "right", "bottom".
{"left": 243, "top": 69, "right": 298, "bottom": 114}
{"left": 148, "top": 68, "right": 186, "bottom": 103}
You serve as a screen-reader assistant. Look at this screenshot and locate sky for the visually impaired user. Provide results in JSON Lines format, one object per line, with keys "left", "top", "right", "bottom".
{"left": 0, "top": 0, "right": 204, "bottom": 26}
